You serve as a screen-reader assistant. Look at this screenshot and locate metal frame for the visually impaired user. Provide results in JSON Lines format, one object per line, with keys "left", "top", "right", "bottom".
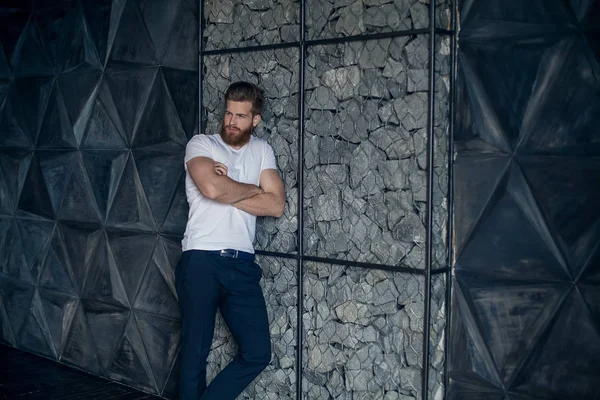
{"left": 198, "top": 1, "right": 457, "bottom": 399}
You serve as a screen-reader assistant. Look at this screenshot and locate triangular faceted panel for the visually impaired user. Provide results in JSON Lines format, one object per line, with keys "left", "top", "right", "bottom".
{"left": 81, "top": 92, "right": 128, "bottom": 150}
{"left": 15, "top": 217, "right": 55, "bottom": 283}
{"left": 81, "top": 0, "right": 113, "bottom": 65}
{"left": 104, "top": 64, "right": 157, "bottom": 143}
{"left": 568, "top": 0, "right": 597, "bottom": 21}
{"left": 138, "top": 0, "right": 180, "bottom": 62}
{"left": 37, "top": 84, "right": 78, "bottom": 150}
{"left": 160, "top": 175, "right": 188, "bottom": 236}
{"left": 0, "top": 219, "right": 32, "bottom": 283}
{"left": 38, "top": 228, "right": 79, "bottom": 296}
{"left": 36, "top": 150, "right": 78, "bottom": 214}
{"left": 456, "top": 56, "right": 511, "bottom": 154}
{"left": 36, "top": 7, "right": 102, "bottom": 72}
{"left": 133, "top": 250, "right": 179, "bottom": 319}
{"left": 580, "top": 243, "right": 600, "bottom": 284}
{"left": 82, "top": 231, "right": 130, "bottom": 308}
{"left": 108, "top": 0, "right": 157, "bottom": 65}
{"left": 38, "top": 288, "right": 78, "bottom": 358}
{"left": 0, "top": 85, "right": 34, "bottom": 149}
{"left": 57, "top": 67, "right": 102, "bottom": 136}
{"left": 456, "top": 181, "right": 571, "bottom": 281}
{"left": 460, "top": 40, "right": 554, "bottom": 150}
{"left": 106, "top": 229, "right": 156, "bottom": 302}
{"left": 132, "top": 71, "right": 187, "bottom": 148}
{"left": 60, "top": 300, "right": 102, "bottom": 374}
{"left": 10, "top": 18, "right": 54, "bottom": 78}
{"left": 18, "top": 289, "right": 56, "bottom": 358}
{"left": 453, "top": 154, "right": 511, "bottom": 258}
{"left": 57, "top": 155, "right": 102, "bottom": 224}
{"left": 0, "top": 9, "right": 30, "bottom": 64}
{"left": 161, "top": 351, "right": 180, "bottom": 398}
{"left": 458, "top": 273, "right": 569, "bottom": 385}
{"left": 579, "top": 0, "right": 600, "bottom": 28}
{"left": 0, "top": 279, "right": 35, "bottom": 340}
{"left": 0, "top": 294, "right": 17, "bottom": 345}
{"left": 0, "top": 41, "right": 12, "bottom": 80}
{"left": 57, "top": 222, "right": 103, "bottom": 291}
{"left": 81, "top": 150, "right": 128, "bottom": 220}
{"left": 134, "top": 312, "right": 180, "bottom": 392}
{"left": 162, "top": 67, "right": 198, "bottom": 139}
{"left": 157, "top": 235, "right": 183, "bottom": 276}
{"left": 17, "top": 154, "right": 55, "bottom": 220}
{"left": 450, "top": 278, "right": 503, "bottom": 389}
{"left": 108, "top": 315, "right": 158, "bottom": 393}
{"left": 13, "top": 77, "right": 54, "bottom": 146}
{"left": 578, "top": 284, "right": 600, "bottom": 333}
{"left": 0, "top": 151, "right": 32, "bottom": 215}
{"left": 518, "top": 37, "right": 600, "bottom": 155}
{"left": 448, "top": 377, "right": 505, "bottom": 400}
{"left": 133, "top": 148, "right": 184, "bottom": 227}
{"left": 160, "top": 3, "right": 198, "bottom": 71}
{"left": 512, "top": 289, "right": 600, "bottom": 399}
{"left": 460, "top": 0, "right": 573, "bottom": 30}
{"left": 519, "top": 156, "right": 600, "bottom": 277}
{"left": 81, "top": 298, "right": 130, "bottom": 370}
{"left": 106, "top": 155, "right": 157, "bottom": 231}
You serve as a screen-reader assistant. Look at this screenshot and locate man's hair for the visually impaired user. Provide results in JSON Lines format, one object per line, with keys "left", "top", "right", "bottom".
{"left": 224, "top": 81, "right": 265, "bottom": 116}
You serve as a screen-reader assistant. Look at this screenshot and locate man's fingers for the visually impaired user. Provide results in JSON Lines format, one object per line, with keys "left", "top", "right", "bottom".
{"left": 214, "top": 162, "right": 228, "bottom": 176}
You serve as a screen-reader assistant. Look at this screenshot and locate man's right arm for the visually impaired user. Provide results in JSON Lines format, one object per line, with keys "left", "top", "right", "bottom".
{"left": 187, "top": 156, "right": 263, "bottom": 204}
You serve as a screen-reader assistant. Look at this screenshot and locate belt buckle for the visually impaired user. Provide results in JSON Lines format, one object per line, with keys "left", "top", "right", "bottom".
{"left": 220, "top": 249, "right": 238, "bottom": 258}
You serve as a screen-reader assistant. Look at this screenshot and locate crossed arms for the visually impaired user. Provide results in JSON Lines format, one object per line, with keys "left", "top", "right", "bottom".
{"left": 186, "top": 156, "right": 285, "bottom": 218}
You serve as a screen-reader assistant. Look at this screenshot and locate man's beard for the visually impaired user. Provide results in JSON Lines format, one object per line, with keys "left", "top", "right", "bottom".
{"left": 220, "top": 123, "right": 252, "bottom": 147}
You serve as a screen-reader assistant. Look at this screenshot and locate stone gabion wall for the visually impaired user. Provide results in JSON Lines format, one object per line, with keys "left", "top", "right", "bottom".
{"left": 201, "top": 0, "right": 452, "bottom": 399}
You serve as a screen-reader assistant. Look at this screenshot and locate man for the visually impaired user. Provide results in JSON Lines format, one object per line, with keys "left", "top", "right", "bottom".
{"left": 176, "top": 81, "right": 285, "bottom": 400}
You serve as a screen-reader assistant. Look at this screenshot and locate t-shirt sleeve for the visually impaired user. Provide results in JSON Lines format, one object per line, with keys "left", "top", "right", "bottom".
{"left": 184, "top": 135, "right": 212, "bottom": 170}
{"left": 261, "top": 142, "right": 278, "bottom": 172}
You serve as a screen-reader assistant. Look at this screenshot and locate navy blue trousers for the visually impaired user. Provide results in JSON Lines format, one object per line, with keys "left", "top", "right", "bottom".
{"left": 175, "top": 250, "right": 271, "bottom": 400}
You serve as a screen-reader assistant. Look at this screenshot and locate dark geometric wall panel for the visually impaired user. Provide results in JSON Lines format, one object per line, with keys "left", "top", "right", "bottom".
{"left": 450, "top": 0, "right": 600, "bottom": 399}
{"left": 0, "top": 1, "right": 197, "bottom": 397}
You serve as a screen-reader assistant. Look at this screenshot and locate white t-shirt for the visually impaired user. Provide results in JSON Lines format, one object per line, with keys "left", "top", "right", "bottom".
{"left": 181, "top": 133, "right": 277, "bottom": 253}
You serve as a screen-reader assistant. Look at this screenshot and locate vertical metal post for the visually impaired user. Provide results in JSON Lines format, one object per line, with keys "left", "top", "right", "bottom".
{"left": 198, "top": 0, "right": 204, "bottom": 136}
{"left": 296, "top": 1, "right": 306, "bottom": 399}
{"left": 444, "top": 1, "right": 458, "bottom": 397}
{"left": 422, "top": 0, "right": 437, "bottom": 398}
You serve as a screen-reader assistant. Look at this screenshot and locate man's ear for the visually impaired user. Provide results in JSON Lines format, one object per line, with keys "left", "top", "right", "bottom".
{"left": 252, "top": 114, "right": 261, "bottom": 127}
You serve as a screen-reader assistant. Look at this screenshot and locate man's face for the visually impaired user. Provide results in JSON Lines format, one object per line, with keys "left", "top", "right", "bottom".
{"left": 220, "top": 100, "right": 260, "bottom": 148}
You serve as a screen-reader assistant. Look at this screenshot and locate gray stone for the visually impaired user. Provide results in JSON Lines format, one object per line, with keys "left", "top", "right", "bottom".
{"left": 378, "top": 159, "right": 410, "bottom": 191}
{"left": 308, "top": 86, "right": 337, "bottom": 110}
{"left": 313, "top": 190, "right": 342, "bottom": 222}
{"left": 410, "top": 1, "right": 428, "bottom": 29}
{"left": 373, "top": 279, "right": 400, "bottom": 305}
{"left": 319, "top": 136, "right": 358, "bottom": 165}
{"left": 305, "top": 110, "right": 336, "bottom": 136}
{"left": 335, "top": 1, "right": 366, "bottom": 36}
{"left": 209, "top": 0, "right": 234, "bottom": 23}
{"left": 307, "top": 0, "right": 334, "bottom": 37}
{"left": 358, "top": 69, "right": 389, "bottom": 99}
{"left": 405, "top": 36, "right": 429, "bottom": 69}
{"left": 280, "top": 24, "right": 299, "bottom": 42}
{"left": 358, "top": 39, "right": 391, "bottom": 69}
{"left": 407, "top": 69, "right": 429, "bottom": 93}
{"left": 322, "top": 66, "right": 361, "bottom": 101}
{"left": 262, "top": 67, "right": 293, "bottom": 98}
{"left": 335, "top": 301, "right": 371, "bottom": 324}
{"left": 345, "top": 369, "right": 379, "bottom": 392}
{"left": 394, "top": 93, "right": 428, "bottom": 131}
{"left": 392, "top": 212, "right": 426, "bottom": 244}
{"left": 242, "top": 0, "right": 270, "bottom": 10}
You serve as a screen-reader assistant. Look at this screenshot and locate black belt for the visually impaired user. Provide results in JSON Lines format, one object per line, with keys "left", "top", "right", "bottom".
{"left": 207, "top": 249, "right": 255, "bottom": 261}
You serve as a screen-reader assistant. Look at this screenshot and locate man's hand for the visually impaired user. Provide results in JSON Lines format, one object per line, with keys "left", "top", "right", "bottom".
{"left": 232, "top": 169, "right": 285, "bottom": 218}
{"left": 187, "top": 156, "right": 262, "bottom": 204}
{"left": 214, "top": 161, "right": 228, "bottom": 176}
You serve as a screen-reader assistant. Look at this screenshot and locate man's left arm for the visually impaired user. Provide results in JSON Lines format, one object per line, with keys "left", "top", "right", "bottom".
{"left": 232, "top": 169, "right": 285, "bottom": 217}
